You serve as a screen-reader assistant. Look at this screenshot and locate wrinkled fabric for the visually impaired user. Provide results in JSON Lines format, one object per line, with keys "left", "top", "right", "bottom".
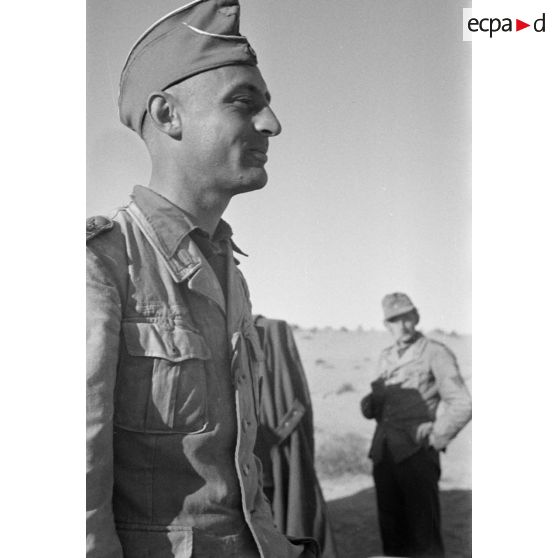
{"left": 253, "top": 317, "right": 337, "bottom": 558}
{"left": 87, "top": 186, "right": 305, "bottom": 558}
{"left": 365, "top": 333, "right": 471, "bottom": 464}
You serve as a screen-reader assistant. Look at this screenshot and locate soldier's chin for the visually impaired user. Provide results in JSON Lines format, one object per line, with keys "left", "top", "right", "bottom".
{"left": 235, "top": 169, "right": 268, "bottom": 194}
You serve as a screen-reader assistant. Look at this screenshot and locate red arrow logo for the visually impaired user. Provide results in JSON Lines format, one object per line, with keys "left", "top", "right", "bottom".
{"left": 516, "top": 19, "right": 530, "bottom": 31}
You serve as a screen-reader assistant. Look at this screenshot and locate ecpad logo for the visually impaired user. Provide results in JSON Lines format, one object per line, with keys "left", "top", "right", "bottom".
{"left": 469, "top": 13, "right": 545, "bottom": 37}
{"left": 462, "top": 11, "right": 546, "bottom": 40}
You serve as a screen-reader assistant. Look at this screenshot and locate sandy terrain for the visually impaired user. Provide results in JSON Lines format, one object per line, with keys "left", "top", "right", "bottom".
{"left": 292, "top": 327, "right": 472, "bottom": 558}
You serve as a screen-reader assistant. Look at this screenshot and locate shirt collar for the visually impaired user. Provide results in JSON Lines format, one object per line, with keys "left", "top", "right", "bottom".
{"left": 395, "top": 331, "right": 422, "bottom": 350}
{"left": 130, "top": 185, "right": 245, "bottom": 258}
{"left": 390, "top": 331, "right": 425, "bottom": 361}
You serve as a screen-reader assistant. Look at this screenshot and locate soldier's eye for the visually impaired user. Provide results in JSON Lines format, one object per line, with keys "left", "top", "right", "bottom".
{"left": 234, "top": 96, "right": 253, "bottom": 107}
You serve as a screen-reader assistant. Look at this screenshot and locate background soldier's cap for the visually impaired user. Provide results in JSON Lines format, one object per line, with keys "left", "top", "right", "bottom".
{"left": 118, "top": 0, "right": 258, "bottom": 135}
{"left": 382, "top": 292, "right": 417, "bottom": 321}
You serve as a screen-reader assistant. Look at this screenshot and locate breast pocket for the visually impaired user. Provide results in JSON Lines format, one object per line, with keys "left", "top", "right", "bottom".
{"left": 115, "top": 321, "right": 211, "bottom": 434}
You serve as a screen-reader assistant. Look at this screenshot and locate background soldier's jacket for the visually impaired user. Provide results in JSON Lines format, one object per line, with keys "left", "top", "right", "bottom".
{"left": 361, "top": 333, "right": 472, "bottom": 464}
{"left": 86, "top": 186, "right": 305, "bottom": 558}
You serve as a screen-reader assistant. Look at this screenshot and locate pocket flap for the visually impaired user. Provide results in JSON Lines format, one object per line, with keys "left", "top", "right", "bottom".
{"left": 122, "top": 322, "right": 210, "bottom": 362}
{"left": 116, "top": 524, "right": 193, "bottom": 558}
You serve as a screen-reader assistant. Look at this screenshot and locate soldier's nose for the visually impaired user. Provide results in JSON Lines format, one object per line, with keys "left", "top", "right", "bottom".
{"left": 254, "top": 106, "right": 282, "bottom": 137}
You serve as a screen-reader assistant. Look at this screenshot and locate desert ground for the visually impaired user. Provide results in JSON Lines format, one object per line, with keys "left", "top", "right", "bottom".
{"left": 292, "top": 327, "right": 472, "bottom": 558}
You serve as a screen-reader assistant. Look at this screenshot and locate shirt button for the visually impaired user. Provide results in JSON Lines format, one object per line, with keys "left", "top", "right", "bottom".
{"left": 242, "top": 419, "right": 250, "bottom": 432}
{"left": 242, "top": 463, "right": 250, "bottom": 476}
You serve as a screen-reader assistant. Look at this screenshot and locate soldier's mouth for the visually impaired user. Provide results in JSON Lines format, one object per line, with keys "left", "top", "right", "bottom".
{"left": 247, "top": 149, "right": 268, "bottom": 163}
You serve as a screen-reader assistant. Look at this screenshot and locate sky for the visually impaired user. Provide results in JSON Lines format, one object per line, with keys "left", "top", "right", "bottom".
{"left": 87, "top": 0, "right": 472, "bottom": 332}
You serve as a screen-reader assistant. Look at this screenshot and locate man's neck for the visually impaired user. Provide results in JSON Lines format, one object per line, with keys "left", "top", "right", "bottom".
{"left": 396, "top": 331, "right": 420, "bottom": 349}
{"left": 148, "top": 176, "right": 231, "bottom": 237}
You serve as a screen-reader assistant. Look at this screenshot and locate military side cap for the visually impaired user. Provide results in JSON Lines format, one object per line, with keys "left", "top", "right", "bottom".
{"left": 382, "top": 292, "right": 416, "bottom": 321}
{"left": 119, "top": 0, "right": 258, "bottom": 134}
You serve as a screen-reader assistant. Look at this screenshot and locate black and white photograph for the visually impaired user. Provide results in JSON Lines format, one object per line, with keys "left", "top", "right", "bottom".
{"left": 86, "top": 1, "right": 472, "bottom": 557}
{"left": 63, "top": 1, "right": 558, "bottom": 557}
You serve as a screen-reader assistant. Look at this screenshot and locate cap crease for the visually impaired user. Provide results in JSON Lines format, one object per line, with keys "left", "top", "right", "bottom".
{"left": 184, "top": 23, "right": 248, "bottom": 41}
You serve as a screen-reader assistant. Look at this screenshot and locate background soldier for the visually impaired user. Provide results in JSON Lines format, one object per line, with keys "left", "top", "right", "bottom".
{"left": 361, "top": 293, "right": 472, "bottom": 558}
{"left": 86, "top": 1, "right": 317, "bottom": 557}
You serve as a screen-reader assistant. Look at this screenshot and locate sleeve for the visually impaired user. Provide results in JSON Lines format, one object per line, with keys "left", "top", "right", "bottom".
{"left": 86, "top": 247, "right": 124, "bottom": 558}
{"left": 430, "top": 344, "right": 472, "bottom": 449}
{"left": 284, "top": 323, "right": 315, "bottom": 452}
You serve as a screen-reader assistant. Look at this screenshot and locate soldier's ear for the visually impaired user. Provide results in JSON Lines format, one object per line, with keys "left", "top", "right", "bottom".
{"left": 146, "top": 91, "right": 182, "bottom": 140}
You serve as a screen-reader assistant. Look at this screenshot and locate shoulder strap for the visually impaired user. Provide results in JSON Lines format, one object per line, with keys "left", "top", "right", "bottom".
{"left": 86, "top": 216, "right": 114, "bottom": 242}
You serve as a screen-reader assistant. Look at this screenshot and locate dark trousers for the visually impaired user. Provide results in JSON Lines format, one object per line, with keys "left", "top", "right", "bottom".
{"left": 372, "top": 444, "right": 444, "bottom": 558}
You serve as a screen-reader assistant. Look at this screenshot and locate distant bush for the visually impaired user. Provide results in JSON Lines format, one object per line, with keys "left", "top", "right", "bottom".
{"left": 315, "top": 433, "right": 370, "bottom": 479}
{"left": 429, "top": 328, "right": 462, "bottom": 338}
{"left": 336, "top": 382, "right": 355, "bottom": 395}
{"left": 340, "top": 326, "right": 349, "bottom": 332}
{"left": 315, "top": 358, "right": 334, "bottom": 370}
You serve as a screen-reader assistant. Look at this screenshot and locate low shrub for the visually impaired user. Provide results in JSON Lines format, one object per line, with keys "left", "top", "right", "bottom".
{"left": 336, "top": 382, "right": 355, "bottom": 394}
{"left": 315, "top": 432, "right": 370, "bottom": 479}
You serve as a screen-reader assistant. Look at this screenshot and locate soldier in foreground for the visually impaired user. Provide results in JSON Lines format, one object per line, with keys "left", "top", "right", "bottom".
{"left": 86, "top": 2, "right": 318, "bottom": 557}
{"left": 361, "top": 293, "right": 472, "bottom": 558}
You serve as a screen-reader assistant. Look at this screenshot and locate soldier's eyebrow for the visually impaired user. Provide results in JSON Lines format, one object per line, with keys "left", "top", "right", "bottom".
{"left": 228, "top": 82, "right": 271, "bottom": 103}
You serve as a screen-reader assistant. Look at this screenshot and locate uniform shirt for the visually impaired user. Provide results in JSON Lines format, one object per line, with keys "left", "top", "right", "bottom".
{"left": 366, "top": 332, "right": 471, "bottom": 464}
{"left": 87, "top": 185, "right": 304, "bottom": 558}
